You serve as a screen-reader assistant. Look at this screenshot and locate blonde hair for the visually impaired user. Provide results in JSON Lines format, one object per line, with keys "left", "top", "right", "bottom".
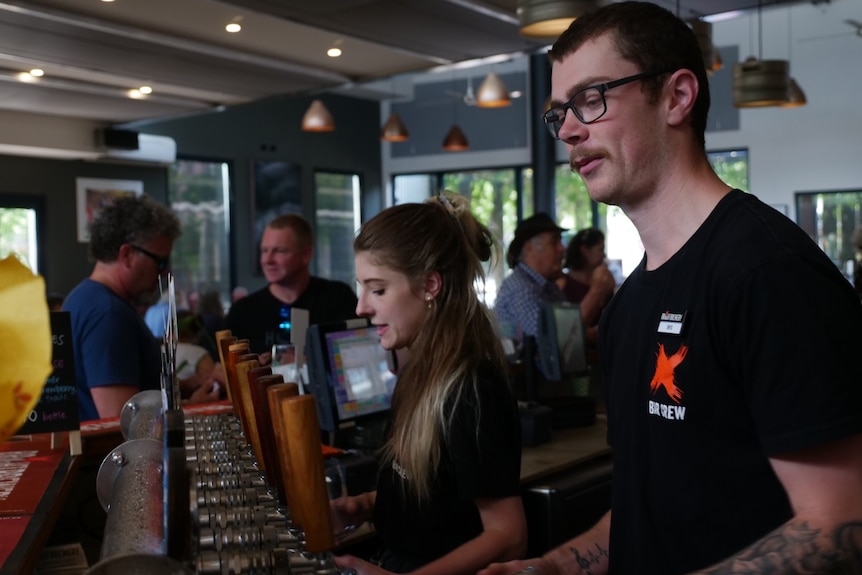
{"left": 353, "top": 192, "right": 507, "bottom": 502}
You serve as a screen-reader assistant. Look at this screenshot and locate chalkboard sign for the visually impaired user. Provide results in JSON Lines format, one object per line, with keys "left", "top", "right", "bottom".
{"left": 16, "top": 311, "right": 80, "bottom": 434}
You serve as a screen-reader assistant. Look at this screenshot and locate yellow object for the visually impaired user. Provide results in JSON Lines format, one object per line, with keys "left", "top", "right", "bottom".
{"left": 0, "top": 255, "right": 52, "bottom": 441}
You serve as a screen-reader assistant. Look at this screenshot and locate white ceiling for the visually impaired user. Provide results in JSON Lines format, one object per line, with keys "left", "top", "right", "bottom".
{"left": 0, "top": 0, "right": 825, "bottom": 127}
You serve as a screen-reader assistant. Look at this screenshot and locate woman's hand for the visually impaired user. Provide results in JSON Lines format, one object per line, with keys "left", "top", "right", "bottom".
{"left": 331, "top": 491, "right": 376, "bottom": 535}
{"left": 334, "top": 555, "right": 392, "bottom": 575}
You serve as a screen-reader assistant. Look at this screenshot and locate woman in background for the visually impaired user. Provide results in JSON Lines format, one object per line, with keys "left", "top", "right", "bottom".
{"left": 558, "top": 228, "right": 616, "bottom": 341}
{"left": 333, "top": 192, "right": 526, "bottom": 575}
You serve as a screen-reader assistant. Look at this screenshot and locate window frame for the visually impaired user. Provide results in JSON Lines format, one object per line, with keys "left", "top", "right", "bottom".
{"left": 0, "top": 193, "right": 47, "bottom": 276}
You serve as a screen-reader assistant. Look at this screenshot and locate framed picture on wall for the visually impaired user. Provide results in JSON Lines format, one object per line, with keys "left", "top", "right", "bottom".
{"left": 75, "top": 178, "right": 144, "bottom": 243}
{"left": 252, "top": 160, "right": 302, "bottom": 274}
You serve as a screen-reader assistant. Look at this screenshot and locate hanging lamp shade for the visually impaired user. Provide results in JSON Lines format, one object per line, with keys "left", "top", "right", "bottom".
{"left": 712, "top": 49, "right": 723, "bottom": 73}
{"left": 689, "top": 19, "right": 723, "bottom": 74}
{"left": 380, "top": 112, "right": 409, "bottom": 141}
{"left": 517, "top": 0, "right": 598, "bottom": 39}
{"left": 301, "top": 99, "right": 334, "bottom": 132}
{"left": 781, "top": 77, "right": 807, "bottom": 108}
{"left": 732, "top": 57, "right": 790, "bottom": 108}
{"left": 476, "top": 72, "right": 511, "bottom": 108}
{"left": 442, "top": 125, "right": 469, "bottom": 151}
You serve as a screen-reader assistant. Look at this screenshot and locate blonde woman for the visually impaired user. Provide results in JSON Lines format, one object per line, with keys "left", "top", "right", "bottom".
{"left": 333, "top": 193, "right": 526, "bottom": 575}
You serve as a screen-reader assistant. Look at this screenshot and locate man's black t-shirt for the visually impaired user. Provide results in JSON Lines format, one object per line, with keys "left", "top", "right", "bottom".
{"left": 225, "top": 276, "right": 358, "bottom": 354}
{"left": 600, "top": 190, "right": 862, "bottom": 574}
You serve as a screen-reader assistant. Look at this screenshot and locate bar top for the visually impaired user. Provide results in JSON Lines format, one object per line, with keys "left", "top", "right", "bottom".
{"left": 520, "top": 415, "right": 610, "bottom": 485}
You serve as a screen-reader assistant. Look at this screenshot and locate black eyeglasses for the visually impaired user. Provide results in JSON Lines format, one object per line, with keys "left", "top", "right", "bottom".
{"left": 542, "top": 69, "right": 671, "bottom": 139}
{"left": 130, "top": 244, "right": 170, "bottom": 272}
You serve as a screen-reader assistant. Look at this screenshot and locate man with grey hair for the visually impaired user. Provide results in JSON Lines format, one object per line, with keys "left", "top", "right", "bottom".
{"left": 493, "top": 213, "right": 567, "bottom": 342}
{"left": 63, "top": 194, "right": 218, "bottom": 420}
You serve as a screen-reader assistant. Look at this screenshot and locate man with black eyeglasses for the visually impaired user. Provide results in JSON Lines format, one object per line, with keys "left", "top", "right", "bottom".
{"left": 63, "top": 194, "right": 219, "bottom": 420}
{"left": 226, "top": 213, "right": 358, "bottom": 362}
{"left": 481, "top": 3, "right": 862, "bottom": 575}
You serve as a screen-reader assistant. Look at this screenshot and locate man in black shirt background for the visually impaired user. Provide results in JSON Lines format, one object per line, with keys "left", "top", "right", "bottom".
{"left": 226, "top": 214, "right": 357, "bottom": 362}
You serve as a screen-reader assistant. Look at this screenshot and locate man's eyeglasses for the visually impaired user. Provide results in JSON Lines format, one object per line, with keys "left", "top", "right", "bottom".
{"left": 130, "top": 244, "right": 170, "bottom": 273}
{"left": 542, "top": 69, "right": 671, "bottom": 139}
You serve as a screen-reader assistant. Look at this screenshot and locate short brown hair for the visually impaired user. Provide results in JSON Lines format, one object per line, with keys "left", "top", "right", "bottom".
{"left": 549, "top": 1, "right": 710, "bottom": 150}
{"left": 266, "top": 214, "right": 313, "bottom": 249}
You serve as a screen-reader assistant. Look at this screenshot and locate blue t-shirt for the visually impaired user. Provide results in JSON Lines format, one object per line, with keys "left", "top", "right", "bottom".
{"left": 62, "top": 279, "right": 162, "bottom": 421}
{"left": 493, "top": 263, "right": 564, "bottom": 338}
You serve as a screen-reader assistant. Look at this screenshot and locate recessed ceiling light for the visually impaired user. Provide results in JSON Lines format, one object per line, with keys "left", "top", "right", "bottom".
{"left": 16, "top": 72, "right": 38, "bottom": 83}
{"left": 127, "top": 89, "right": 145, "bottom": 99}
{"left": 29, "top": 68, "right": 44, "bottom": 77}
{"left": 139, "top": 85, "right": 153, "bottom": 95}
{"left": 327, "top": 47, "right": 342, "bottom": 58}
{"left": 101, "top": 0, "right": 115, "bottom": 3}
{"left": 225, "top": 22, "right": 241, "bottom": 33}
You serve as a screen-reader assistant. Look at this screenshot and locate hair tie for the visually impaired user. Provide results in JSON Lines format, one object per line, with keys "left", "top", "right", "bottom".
{"left": 436, "top": 192, "right": 455, "bottom": 212}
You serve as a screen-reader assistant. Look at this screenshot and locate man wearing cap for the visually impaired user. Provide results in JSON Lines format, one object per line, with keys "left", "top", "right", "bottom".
{"left": 493, "top": 213, "right": 567, "bottom": 342}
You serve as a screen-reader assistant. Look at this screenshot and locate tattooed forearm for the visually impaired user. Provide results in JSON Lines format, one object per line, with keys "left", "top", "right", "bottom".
{"left": 691, "top": 520, "right": 862, "bottom": 574}
{"left": 569, "top": 543, "right": 609, "bottom": 575}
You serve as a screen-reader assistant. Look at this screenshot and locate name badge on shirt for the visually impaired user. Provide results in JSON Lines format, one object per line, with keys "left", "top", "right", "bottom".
{"left": 657, "top": 310, "right": 686, "bottom": 335}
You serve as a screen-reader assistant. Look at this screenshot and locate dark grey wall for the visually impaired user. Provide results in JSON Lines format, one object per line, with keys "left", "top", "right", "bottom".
{"left": 0, "top": 155, "right": 167, "bottom": 297}
{"left": 706, "top": 46, "right": 740, "bottom": 132}
{"left": 130, "top": 93, "right": 382, "bottom": 291}
{"left": 390, "top": 71, "right": 529, "bottom": 157}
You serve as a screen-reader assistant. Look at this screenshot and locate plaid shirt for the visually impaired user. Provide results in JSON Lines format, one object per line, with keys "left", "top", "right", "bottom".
{"left": 493, "top": 262, "right": 564, "bottom": 340}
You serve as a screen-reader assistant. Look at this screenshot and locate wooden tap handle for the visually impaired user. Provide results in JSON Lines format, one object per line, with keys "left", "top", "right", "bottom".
{"left": 215, "top": 332, "right": 236, "bottom": 401}
{"left": 278, "top": 394, "right": 334, "bottom": 553}
{"left": 247, "top": 369, "right": 280, "bottom": 484}
{"left": 262, "top": 380, "right": 295, "bottom": 505}
{"left": 269, "top": 383, "right": 302, "bottom": 515}
{"left": 235, "top": 357, "right": 262, "bottom": 462}
{"left": 226, "top": 341, "right": 249, "bottom": 424}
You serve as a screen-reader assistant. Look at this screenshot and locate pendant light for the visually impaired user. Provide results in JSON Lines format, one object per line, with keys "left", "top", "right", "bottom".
{"left": 380, "top": 111, "right": 409, "bottom": 141}
{"left": 689, "top": 19, "right": 723, "bottom": 75}
{"left": 782, "top": 77, "right": 807, "bottom": 108}
{"left": 442, "top": 125, "right": 469, "bottom": 151}
{"left": 380, "top": 77, "right": 409, "bottom": 141}
{"left": 476, "top": 72, "right": 511, "bottom": 108}
{"left": 443, "top": 76, "right": 469, "bottom": 151}
{"left": 517, "top": 0, "right": 599, "bottom": 39}
{"left": 301, "top": 99, "right": 334, "bottom": 132}
{"left": 732, "top": 1, "right": 790, "bottom": 108}
{"left": 781, "top": 8, "right": 807, "bottom": 108}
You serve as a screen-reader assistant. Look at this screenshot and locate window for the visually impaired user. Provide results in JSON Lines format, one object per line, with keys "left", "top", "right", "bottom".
{"left": 554, "top": 166, "right": 643, "bottom": 278}
{"left": 393, "top": 174, "right": 436, "bottom": 205}
{"left": 796, "top": 189, "right": 862, "bottom": 278}
{"left": 0, "top": 194, "right": 45, "bottom": 274}
{"left": 708, "top": 149, "right": 749, "bottom": 191}
{"left": 393, "top": 168, "right": 532, "bottom": 305}
{"left": 442, "top": 169, "right": 529, "bottom": 305}
{"left": 315, "top": 171, "right": 361, "bottom": 287}
{"left": 551, "top": 148, "right": 750, "bottom": 280}
{"left": 167, "top": 159, "right": 232, "bottom": 309}
{"left": 554, "top": 165, "right": 596, "bottom": 234}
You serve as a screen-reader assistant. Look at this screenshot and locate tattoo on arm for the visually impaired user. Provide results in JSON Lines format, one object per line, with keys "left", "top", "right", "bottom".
{"left": 569, "top": 543, "right": 609, "bottom": 575}
{"left": 694, "top": 521, "right": 862, "bottom": 574}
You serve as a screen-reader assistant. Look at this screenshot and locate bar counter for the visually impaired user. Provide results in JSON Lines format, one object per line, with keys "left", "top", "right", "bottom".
{"left": 0, "top": 407, "right": 610, "bottom": 571}
{"left": 520, "top": 414, "right": 610, "bottom": 484}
